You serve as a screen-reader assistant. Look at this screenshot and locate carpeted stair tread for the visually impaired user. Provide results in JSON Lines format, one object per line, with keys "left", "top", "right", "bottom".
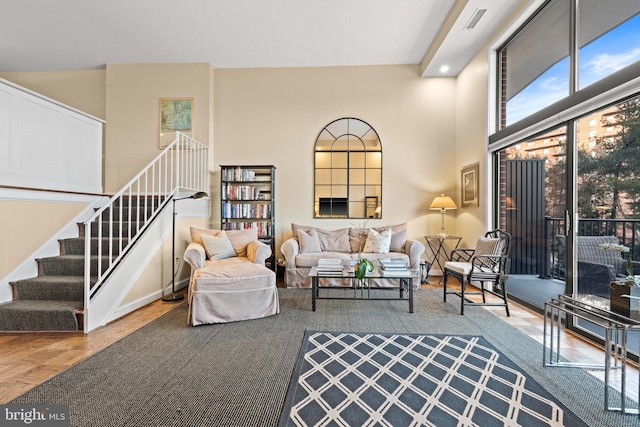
{"left": 2, "top": 196, "right": 151, "bottom": 332}
{"left": 38, "top": 255, "right": 113, "bottom": 276}
{"left": 0, "top": 300, "right": 82, "bottom": 331}
{"left": 60, "top": 237, "right": 129, "bottom": 256}
{"left": 11, "top": 276, "right": 97, "bottom": 300}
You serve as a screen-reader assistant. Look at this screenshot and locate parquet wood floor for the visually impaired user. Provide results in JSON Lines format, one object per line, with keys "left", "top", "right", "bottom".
{"left": 0, "top": 278, "right": 637, "bottom": 409}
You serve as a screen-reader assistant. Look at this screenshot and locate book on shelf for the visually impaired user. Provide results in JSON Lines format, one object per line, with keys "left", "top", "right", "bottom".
{"left": 222, "top": 202, "right": 271, "bottom": 219}
{"left": 222, "top": 167, "right": 256, "bottom": 182}
{"left": 222, "top": 221, "right": 272, "bottom": 238}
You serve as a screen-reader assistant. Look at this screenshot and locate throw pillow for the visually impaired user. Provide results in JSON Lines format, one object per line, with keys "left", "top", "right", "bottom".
{"left": 378, "top": 223, "right": 407, "bottom": 253}
{"left": 200, "top": 232, "right": 237, "bottom": 260}
{"left": 474, "top": 237, "right": 502, "bottom": 270}
{"left": 292, "top": 224, "right": 350, "bottom": 253}
{"left": 362, "top": 228, "right": 392, "bottom": 254}
{"left": 316, "top": 228, "right": 351, "bottom": 253}
{"left": 475, "top": 237, "right": 501, "bottom": 256}
{"left": 189, "top": 227, "right": 224, "bottom": 245}
{"left": 349, "top": 223, "right": 408, "bottom": 253}
{"left": 225, "top": 228, "right": 259, "bottom": 257}
{"left": 349, "top": 227, "right": 370, "bottom": 253}
{"left": 298, "top": 229, "right": 322, "bottom": 253}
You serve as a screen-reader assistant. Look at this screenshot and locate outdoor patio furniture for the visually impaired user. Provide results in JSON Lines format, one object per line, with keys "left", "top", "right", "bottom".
{"left": 556, "top": 235, "right": 640, "bottom": 298}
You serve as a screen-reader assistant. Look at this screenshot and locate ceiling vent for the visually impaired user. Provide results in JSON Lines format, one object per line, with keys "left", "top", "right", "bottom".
{"left": 464, "top": 8, "right": 487, "bottom": 30}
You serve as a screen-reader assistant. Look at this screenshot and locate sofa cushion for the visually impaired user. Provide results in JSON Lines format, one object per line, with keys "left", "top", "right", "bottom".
{"left": 351, "top": 252, "right": 410, "bottom": 264}
{"left": 190, "top": 227, "right": 258, "bottom": 258}
{"left": 201, "top": 232, "right": 237, "bottom": 260}
{"left": 362, "top": 228, "right": 391, "bottom": 253}
{"left": 349, "top": 223, "right": 408, "bottom": 253}
{"left": 225, "top": 229, "right": 259, "bottom": 257}
{"left": 190, "top": 227, "right": 225, "bottom": 245}
{"left": 204, "top": 256, "right": 253, "bottom": 269}
{"left": 292, "top": 224, "right": 350, "bottom": 253}
{"left": 298, "top": 229, "right": 322, "bottom": 253}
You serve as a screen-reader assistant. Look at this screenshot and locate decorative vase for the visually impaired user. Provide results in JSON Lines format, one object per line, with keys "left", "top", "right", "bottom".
{"left": 610, "top": 281, "right": 640, "bottom": 315}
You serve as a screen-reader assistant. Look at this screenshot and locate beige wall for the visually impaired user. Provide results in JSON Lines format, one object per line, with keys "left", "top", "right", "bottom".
{"left": 0, "top": 70, "right": 106, "bottom": 119}
{"left": 0, "top": 200, "right": 87, "bottom": 277}
{"left": 214, "top": 64, "right": 459, "bottom": 255}
{"left": 1, "top": 60, "right": 493, "bottom": 276}
{"left": 454, "top": 50, "right": 491, "bottom": 248}
{"left": 104, "top": 63, "right": 215, "bottom": 192}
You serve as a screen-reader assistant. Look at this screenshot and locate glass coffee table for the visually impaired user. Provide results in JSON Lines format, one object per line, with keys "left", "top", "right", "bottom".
{"left": 308, "top": 266, "right": 414, "bottom": 313}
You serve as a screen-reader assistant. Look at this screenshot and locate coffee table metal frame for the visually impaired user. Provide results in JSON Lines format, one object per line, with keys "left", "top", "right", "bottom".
{"left": 309, "top": 266, "right": 414, "bottom": 313}
{"left": 544, "top": 294, "right": 640, "bottom": 415}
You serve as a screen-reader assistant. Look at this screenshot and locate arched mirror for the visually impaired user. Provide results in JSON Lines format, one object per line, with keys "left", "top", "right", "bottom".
{"left": 314, "top": 117, "right": 382, "bottom": 218}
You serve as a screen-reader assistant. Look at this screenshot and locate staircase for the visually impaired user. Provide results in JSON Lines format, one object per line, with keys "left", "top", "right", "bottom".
{"left": 0, "top": 202, "right": 148, "bottom": 331}
{"left": 0, "top": 132, "right": 208, "bottom": 333}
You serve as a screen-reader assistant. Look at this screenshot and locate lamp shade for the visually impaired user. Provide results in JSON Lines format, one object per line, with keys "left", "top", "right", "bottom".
{"left": 429, "top": 194, "right": 457, "bottom": 210}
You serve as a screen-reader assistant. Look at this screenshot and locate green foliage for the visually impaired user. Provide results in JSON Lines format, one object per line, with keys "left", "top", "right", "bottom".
{"left": 355, "top": 258, "right": 374, "bottom": 279}
{"left": 577, "top": 98, "right": 640, "bottom": 219}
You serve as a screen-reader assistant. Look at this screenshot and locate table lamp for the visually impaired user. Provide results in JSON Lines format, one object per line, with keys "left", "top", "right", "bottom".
{"left": 429, "top": 194, "right": 457, "bottom": 238}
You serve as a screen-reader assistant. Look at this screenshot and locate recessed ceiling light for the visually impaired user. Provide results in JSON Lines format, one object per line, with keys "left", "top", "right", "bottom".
{"left": 440, "top": 65, "right": 450, "bottom": 73}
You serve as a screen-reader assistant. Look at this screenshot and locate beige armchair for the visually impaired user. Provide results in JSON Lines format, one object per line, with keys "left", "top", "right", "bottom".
{"left": 184, "top": 227, "right": 278, "bottom": 325}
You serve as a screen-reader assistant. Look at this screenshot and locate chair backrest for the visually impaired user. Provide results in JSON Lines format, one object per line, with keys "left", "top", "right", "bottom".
{"left": 483, "top": 229, "right": 512, "bottom": 258}
{"left": 472, "top": 229, "right": 512, "bottom": 273}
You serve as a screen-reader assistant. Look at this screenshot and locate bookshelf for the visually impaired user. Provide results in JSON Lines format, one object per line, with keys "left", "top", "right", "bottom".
{"left": 220, "top": 165, "right": 276, "bottom": 270}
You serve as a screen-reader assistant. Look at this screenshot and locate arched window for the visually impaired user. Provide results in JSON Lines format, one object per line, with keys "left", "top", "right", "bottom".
{"left": 314, "top": 118, "right": 382, "bottom": 218}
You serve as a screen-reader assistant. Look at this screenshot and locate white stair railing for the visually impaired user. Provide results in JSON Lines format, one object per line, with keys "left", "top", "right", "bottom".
{"left": 82, "top": 133, "right": 208, "bottom": 332}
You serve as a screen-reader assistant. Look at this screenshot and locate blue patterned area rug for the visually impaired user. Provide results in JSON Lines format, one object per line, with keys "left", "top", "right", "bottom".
{"left": 279, "top": 332, "right": 588, "bottom": 427}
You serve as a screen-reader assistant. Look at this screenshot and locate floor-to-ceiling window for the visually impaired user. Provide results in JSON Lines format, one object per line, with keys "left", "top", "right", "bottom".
{"left": 489, "top": 0, "right": 640, "bottom": 350}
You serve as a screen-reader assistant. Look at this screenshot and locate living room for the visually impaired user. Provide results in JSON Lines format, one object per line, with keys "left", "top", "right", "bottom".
{"left": 2, "top": 0, "right": 640, "bottom": 425}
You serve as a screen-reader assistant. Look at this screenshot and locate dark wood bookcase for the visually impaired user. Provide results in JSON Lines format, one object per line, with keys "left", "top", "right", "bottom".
{"left": 220, "top": 165, "right": 276, "bottom": 270}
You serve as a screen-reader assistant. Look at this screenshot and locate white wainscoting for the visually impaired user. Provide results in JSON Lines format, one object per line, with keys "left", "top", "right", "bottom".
{"left": 0, "top": 77, "right": 104, "bottom": 193}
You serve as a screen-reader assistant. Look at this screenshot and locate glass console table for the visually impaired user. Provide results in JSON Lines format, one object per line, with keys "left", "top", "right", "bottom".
{"left": 544, "top": 294, "right": 640, "bottom": 415}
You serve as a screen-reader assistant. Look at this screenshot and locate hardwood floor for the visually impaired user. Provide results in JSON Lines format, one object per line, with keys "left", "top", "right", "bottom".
{"left": 0, "top": 278, "right": 638, "bottom": 408}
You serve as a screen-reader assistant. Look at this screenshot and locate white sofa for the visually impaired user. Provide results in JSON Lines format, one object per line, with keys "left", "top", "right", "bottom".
{"left": 184, "top": 227, "right": 279, "bottom": 325}
{"left": 280, "top": 223, "right": 424, "bottom": 289}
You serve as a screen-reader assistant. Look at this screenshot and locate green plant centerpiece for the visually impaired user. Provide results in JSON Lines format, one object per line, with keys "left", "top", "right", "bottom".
{"left": 352, "top": 220, "right": 374, "bottom": 279}
{"left": 355, "top": 258, "right": 374, "bottom": 279}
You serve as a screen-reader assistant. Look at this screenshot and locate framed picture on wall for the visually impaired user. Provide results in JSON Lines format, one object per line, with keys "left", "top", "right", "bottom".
{"left": 159, "top": 97, "right": 193, "bottom": 149}
{"left": 461, "top": 163, "right": 479, "bottom": 207}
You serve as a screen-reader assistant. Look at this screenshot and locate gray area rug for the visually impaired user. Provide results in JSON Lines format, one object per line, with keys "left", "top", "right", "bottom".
{"left": 279, "top": 332, "right": 589, "bottom": 427}
{"left": 10, "top": 288, "right": 638, "bottom": 426}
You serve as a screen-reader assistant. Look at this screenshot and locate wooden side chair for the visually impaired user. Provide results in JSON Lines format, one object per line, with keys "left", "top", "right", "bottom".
{"left": 443, "top": 229, "right": 512, "bottom": 316}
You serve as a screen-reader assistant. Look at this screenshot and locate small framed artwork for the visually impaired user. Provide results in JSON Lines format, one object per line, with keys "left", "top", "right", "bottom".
{"left": 461, "top": 163, "right": 479, "bottom": 207}
{"left": 159, "top": 97, "right": 193, "bottom": 149}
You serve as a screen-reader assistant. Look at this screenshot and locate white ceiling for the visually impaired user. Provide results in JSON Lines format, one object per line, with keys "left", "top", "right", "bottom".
{"left": 0, "top": 0, "right": 523, "bottom": 76}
